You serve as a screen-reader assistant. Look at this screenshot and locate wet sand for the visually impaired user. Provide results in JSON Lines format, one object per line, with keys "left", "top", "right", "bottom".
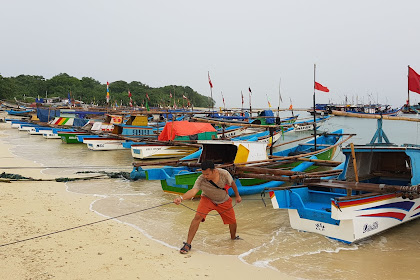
{"left": 0, "top": 124, "right": 293, "bottom": 280}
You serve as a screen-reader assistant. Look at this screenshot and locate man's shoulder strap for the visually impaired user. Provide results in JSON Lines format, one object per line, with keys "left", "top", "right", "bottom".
{"left": 208, "top": 180, "right": 225, "bottom": 190}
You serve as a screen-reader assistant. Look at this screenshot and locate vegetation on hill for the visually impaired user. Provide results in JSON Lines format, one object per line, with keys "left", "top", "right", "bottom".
{"left": 0, "top": 73, "right": 215, "bottom": 107}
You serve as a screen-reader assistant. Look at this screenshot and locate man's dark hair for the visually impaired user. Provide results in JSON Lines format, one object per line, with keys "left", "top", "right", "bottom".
{"left": 201, "top": 160, "right": 215, "bottom": 171}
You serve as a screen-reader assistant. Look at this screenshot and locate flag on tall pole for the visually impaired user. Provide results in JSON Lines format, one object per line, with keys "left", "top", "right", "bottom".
{"left": 208, "top": 72, "right": 213, "bottom": 88}
{"left": 248, "top": 87, "right": 252, "bottom": 113}
{"left": 128, "top": 90, "right": 133, "bottom": 107}
{"left": 278, "top": 78, "right": 282, "bottom": 118}
{"left": 221, "top": 91, "right": 225, "bottom": 110}
{"left": 266, "top": 94, "right": 272, "bottom": 108}
{"left": 408, "top": 66, "right": 420, "bottom": 94}
{"left": 106, "top": 81, "right": 110, "bottom": 104}
{"left": 208, "top": 71, "right": 213, "bottom": 112}
{"left": 146, "top": 93, "right": 150, "bottom": 100}
{"left": 314, "top": 81, "right": 330, "bottom": 92}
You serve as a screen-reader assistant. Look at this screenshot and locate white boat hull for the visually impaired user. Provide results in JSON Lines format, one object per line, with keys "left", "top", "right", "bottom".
{"left": 270, "top": 191, "right": 420, "bottom": 243}
{"left": 131, "top": 145, "right": 199, "bottom": 159}
{"left": 43, "top": 133, "right": 61, "bottom": 139}
{"left": 83, "top": 139, "right": 127, "bottom": 151}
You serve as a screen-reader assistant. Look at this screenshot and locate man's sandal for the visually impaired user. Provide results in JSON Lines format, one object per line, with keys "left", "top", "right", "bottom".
{"left": 180, "top": 242, "right": 191, "bottom": 254}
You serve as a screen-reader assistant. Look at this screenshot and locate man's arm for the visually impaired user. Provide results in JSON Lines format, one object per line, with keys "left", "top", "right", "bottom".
{"left": 173, "top": 188, "right": 199, "bottom": 205}
{"left": 230, "top": 180, "right": 242, "bottom": 203}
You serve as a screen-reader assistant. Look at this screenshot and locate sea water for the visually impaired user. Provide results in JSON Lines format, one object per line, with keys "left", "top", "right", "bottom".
{"left": 2, "top": 112, "right": 420, "bottom": 280}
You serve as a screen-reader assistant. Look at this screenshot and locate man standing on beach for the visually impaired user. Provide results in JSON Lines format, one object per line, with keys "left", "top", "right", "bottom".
{"left": 173, "top": 160, "right": 242, "bottom": 254}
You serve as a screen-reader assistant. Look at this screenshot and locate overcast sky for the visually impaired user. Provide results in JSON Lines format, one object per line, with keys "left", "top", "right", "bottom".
{"left": 1, "top": 0, "right": 420, "bottom": 109}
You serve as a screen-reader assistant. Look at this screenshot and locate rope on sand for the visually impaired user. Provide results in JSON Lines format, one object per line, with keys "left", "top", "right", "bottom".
{"left": 0, "top": 202, "right": 174, "bottom": 248}
{"left": 0, "top": 171, "right": 130, "bottom": 182}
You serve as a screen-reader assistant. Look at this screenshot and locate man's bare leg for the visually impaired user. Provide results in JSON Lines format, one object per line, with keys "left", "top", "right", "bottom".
{"left": 229, "top": 223, "right": 237, "bottom": 239}
{"left": 186, "top": 214, "right": 202, "bottom": 244}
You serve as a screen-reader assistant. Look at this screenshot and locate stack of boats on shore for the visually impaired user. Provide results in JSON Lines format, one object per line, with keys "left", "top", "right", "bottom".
{"left": 5, "top": 106, "right": 420, "bottom": 244}
{"left": 5, "top": 107, "right": 330, "bottom": 158}
{"left": 309, "top": 103, "right": 403, "bottom": 117}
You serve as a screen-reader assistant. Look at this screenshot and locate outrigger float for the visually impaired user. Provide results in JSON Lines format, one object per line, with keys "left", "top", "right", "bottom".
{"left": 267, "top": 116, "right": 420, "bottom": 243}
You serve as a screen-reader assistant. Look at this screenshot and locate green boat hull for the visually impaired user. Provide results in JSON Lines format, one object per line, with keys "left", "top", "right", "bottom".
{"left": 58, "top": 133, "right": 85, "bottom": 144}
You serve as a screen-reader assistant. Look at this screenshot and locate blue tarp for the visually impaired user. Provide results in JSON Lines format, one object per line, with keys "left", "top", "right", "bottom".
{"left": 259, "top": 110, "right": 275, "bottom": 124}
{"left": 74, "top": 111, "right": 105, "bottom": 118}
{"left": 73, "top": 118, "right": 89, "bottom": 127}
{"left": 37, "top": 108, "right": 60, "bottom": 122}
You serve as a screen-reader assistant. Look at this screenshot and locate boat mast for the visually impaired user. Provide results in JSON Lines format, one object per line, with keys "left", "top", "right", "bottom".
{"left": 278, "top": 78, "right": 282, "bottom": 118}
{"left": 408, "top": 65, "right": 410, "bottom": 109}
{"left": 313, "top": 64, "right": 317, "bottom": 149}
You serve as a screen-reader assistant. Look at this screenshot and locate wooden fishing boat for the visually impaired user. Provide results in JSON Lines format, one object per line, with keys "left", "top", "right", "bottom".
{"left": 130, "top": 121, "right": 216, "bottom": 159}
{"left": 27, "top": 126, "right": 54, "bottom": 135}
{"left": 43, "top": 128, "right": 76, "bottom": 139}
{"left": 216, "top": 125, "right": 247, "bottom": 139}
{"left": 83, "top": 137, "right": 127, "bottom": 151}
{"left": 271, "top": 129, "right": 343, "bottom": 170}
{"left": 136, "top": 136, "right": 344, "bottom": 196}
{"left": 131, "top": 144, "right": 199, "bottom": 159}
{"left": 231, "top": 128, "right": 284, "bottom": 148}
{"left": 291, "top": 116, "right": 330, "bottom": 132}
{"left": 6, "top": 109, "right": 34, "bottom": 116}
{"left": 58, "top": 131, "right": 90, "bottom": 144}
{"left": 268, "top": 117, "right": 420, "bottom": 243}
{"left": 331, "top": 106, "right": 402, "bottom": 117}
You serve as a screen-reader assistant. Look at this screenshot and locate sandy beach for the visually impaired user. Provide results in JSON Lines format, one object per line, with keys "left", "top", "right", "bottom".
{"left": 0, "top": 125, "right": 293, "bottom": 280}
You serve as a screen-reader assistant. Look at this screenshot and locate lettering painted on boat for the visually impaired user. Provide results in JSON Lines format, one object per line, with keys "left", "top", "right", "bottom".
{"left": 97, "top": 144, "right": 104, "bottom": 148}
{"left": 363, "top": 221, "right": 378, "bottom": 234}
{"left": 315, "top": 223, "right": 325, "bottom": 231}
{"left": 146, "top": 147, "right": 162, "bottom": 151}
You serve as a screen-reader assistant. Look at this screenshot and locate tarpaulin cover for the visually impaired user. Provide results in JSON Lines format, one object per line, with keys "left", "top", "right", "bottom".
{"left": 37, "top": 108, "right": 60, "bottom": 122}
{"left": 73, "top": 118, "right": 89, "bottom": 127}
{"left": 259, "top": 110, "right": 275, "bottom": 124}
{"left": 158, "top": 121, "right": 216, "bottom": 141}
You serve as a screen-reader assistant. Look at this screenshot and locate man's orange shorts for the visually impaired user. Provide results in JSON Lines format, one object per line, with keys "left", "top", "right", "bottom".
{"left": 196, "top": 196, "right": 236, "bottom": 224}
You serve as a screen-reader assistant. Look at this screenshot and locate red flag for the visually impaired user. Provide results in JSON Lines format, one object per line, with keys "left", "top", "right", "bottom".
{"left": 248, "top": 87, "right": 252, "bottom": 93}
{"left": 314, "top": 81, "right": 329, "bottom": 92}
{"left": 208, "top": 72, "right": 213, "bottom": 88}
{"left": 289, "top": 104, "right": 293, "bottom": 110}
{"left": 146, "top": 93, "right": 150, "bottom": 100}
{"left": 409, "top": 66, "right": 420, "bottom": 94}
{"left": 221, "top": 92, "right": 225, "bottom": 107}
{"left": 128, "top": 90, "right": 132, "bottom": 97}
{"left": 169, "top": 91, "right": 173, "bottom": 98}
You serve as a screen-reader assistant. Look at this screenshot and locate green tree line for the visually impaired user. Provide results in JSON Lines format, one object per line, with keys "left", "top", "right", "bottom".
{"left": 0, "top": 73, "right": 215, "bottom": 108}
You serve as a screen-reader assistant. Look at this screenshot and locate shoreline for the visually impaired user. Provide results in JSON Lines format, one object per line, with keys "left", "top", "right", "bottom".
{"left": 0, "top": 124, "right": 294, "bottom": 280}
